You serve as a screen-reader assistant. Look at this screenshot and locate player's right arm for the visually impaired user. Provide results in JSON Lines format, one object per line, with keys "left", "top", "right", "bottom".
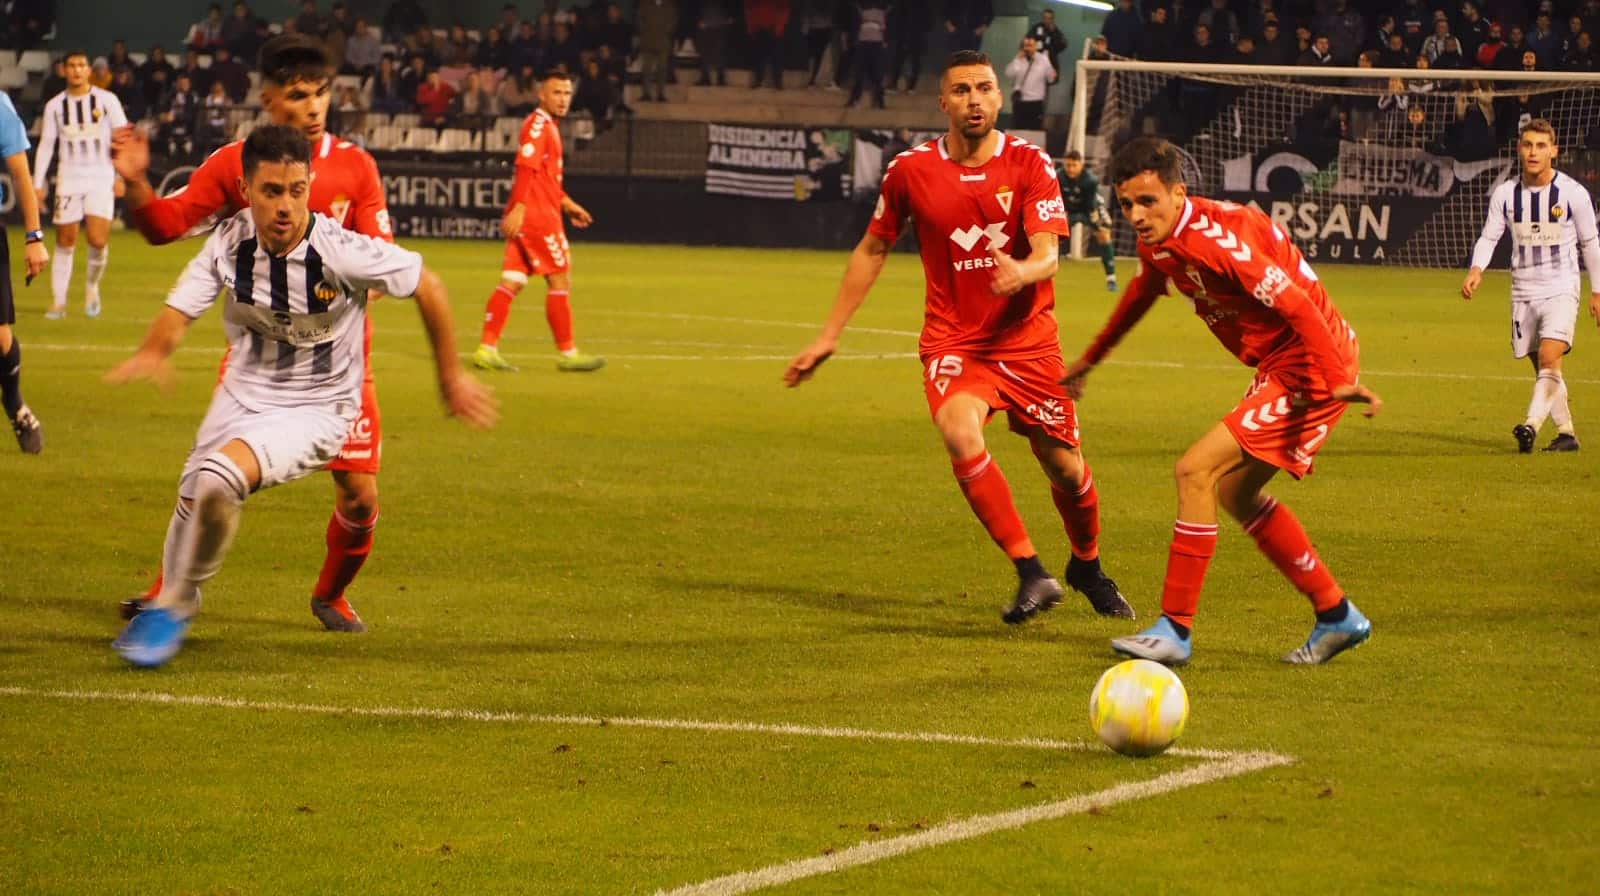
{"left": 112, "top": 125, "right": 234, "bottom": 244}
{"left": 105, "top": 229, "right": 225, "bottom": 389}
{"left": 33, "top": 97, "right": 57, "bottom": 201}
{"left": 1063, "top": 260, "right": 1167, "bottom": 397}
{"left": 1464, "top": 182, "right": 1510, "bottom": 300}
{"left": 784, "top": 229, "right": 895, "bottom": 387}
{"left": 787, "top": 159, "right": 909, "bottom": 387}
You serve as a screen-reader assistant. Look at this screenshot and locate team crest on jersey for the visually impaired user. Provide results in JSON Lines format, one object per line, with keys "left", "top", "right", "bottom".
{"left": 329, "top": 196, "right": 351, "bottom": 225}
{"left": 1552, "top": 205, "right": 1564, "bottom": 219}
{"left": 314, "top": 281, "right": 340, "bottom": 303}
{"left": 995, "top": 186, "right": 1013, "bottom": 215}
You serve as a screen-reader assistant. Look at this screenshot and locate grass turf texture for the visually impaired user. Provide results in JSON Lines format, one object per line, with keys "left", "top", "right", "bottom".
{"left": 2, "top": 233, "right": 1596, "bottom": 893}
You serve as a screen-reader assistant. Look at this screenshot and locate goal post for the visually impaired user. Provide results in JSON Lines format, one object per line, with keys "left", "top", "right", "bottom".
{"left": 1069, "top": 59, "right": 1600, "bottom": 268}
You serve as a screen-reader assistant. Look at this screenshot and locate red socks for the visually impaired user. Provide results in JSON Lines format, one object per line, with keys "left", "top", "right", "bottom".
{"left": 312, "top": 509, "right": 378, "bottom": 604}
{"left": 1243, "top": 497, "right": 1343, "bottom": 612}
{"left": 545, "top": 289, "right": 574, "bottom": 352}
{"left": 953, "top": 451, "right": 1036, "bottom": 560}
{"left": 1160, "top": 521, "right": 1218, "bottom": 628}
{"left": 481, "top": 285, "right": 516, "bottom": 347}
{"left": 1050, "top": 465, "right": 1101, "bottom": 561}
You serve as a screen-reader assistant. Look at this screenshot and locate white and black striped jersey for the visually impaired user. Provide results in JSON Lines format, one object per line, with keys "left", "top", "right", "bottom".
{"left": 34, "top": 87, "right": 126, "bottom": 195}
{"left": 1470, "top": 171, "right": 1600, "bottom": 302}
{"left": 167, "top": 209, "right": 423, "bottom": 412}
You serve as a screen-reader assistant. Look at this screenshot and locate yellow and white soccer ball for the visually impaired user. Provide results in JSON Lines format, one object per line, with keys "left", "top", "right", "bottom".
{"left": 1089, "top": 659, "right": 1189, "bottom": 757}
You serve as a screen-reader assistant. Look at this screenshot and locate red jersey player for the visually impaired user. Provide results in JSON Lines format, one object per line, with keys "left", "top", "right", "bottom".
{"left": 1064, "top": 136, "right": 1382, "bottom": 666}
{"left": 473, "top": 69, "right": 604, "bottom": 373}
{"left": 786, "top": 50, "right": 1133, "bottom": 624}
{"left": 110, "top": 35, "right": 394, "bottom": 633}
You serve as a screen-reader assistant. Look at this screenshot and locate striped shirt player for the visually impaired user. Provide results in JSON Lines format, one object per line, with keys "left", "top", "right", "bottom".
{"left": 1468, "top": 171, "right": 1600, "bottom": 354}
{"left": 109, "top": 125, "right": 495, "bottom": 667}
{"left": 35, "top": 52, "right": 127, "bottom": 319}
{"left": 1464, "top": 119, "right": 1600, "bottom": 452}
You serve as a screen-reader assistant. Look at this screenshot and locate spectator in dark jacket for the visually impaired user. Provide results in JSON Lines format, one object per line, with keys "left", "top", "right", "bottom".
{"left": 944, "top": 0, "right": 993, "bottom": 54}
{"left": 210, "top": 47, "right": 251, "bottom": 102}
{"left": 1197, "top": 0, "right": 1242, "bottom": 47}
{"left": 1314, "top": 0, "right": 1363, "bottom": 64}
{"left": 1432, "top": 35, "right": 1468, "bottom": 69}
{"left": 1298, "top": 33, "right": 1334, "bottom": 65}
{"left": 1495, "top": 25, "right": 1530, "bottom": 69}
{"left": 113, "top": 68, "right": 148, "bottom": 121}
{"left": 1457, "top": 1, "right": 1490, "bottom": 61}
{"left": 222, "top": 1, "right": 256, "bottom": 54}
{"left": 158, "top": 72, "right": 202, "bottom": 157}
{"left": 1141, "top": 5, "right": 1178, "bottom": 61}
{"left": 1565, "top": 31, "right": 1598, "bottom": 70}
{"left": 1102, "top": 0, "right": 1142, "bottom": 58}
{"left": 888, "top": 0, "right": 931, "bottom": 92}
{"left": 179, "top": 50, "right": 214, "bottom": 97}
{"left": 366, "top": 54, "right": 410, "bottom": 113}
{"left": 638, "top": 0, "right": 678, "bottom": 100}
{"left": 383, "top": 0, "right": 428, "bottom": 43}
{"left": 475, "top": 25, "right": 513, "bottom": 70}
{"left": 1028, "top": 8, "right": 1068, "bottom": 71}
{"left": 1257, "top": 18, "right": 1296, "bottom": 65}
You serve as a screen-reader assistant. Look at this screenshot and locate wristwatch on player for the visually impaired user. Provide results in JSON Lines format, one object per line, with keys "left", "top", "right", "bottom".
{"left": 24, "top": 230, "right": 43, "bottom": 243}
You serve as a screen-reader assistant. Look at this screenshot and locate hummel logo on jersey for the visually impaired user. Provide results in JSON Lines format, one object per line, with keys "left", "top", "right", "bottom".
{"left": 1291, "top": 550, "right": 1318, "bottom": 573}
{"left": 949, "top": 222, "right": 1009, "bottom": 253}
{"left": 1153, "top": 251, "right": 1172, "bottom": 260}
{"left": 960, "top": 173, "right": 987, "bottom": 182}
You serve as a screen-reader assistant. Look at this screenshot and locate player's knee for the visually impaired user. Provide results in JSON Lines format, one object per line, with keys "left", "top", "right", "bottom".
{"left": 189, "top": 455, "right": 249, "bottom": 522}
{"left": 336, "top": 479, "right": 379, "bottom": 521}
{"left": 57, "top": 230, "right": 77, "bottom": 249}
{"left": 1172, "top": 455, "right": 1218, "bottom": 494}
{"left": 937, "top": 420, "right": 985, "bottom": 460}
{"left": 499, "top": 277, "right": 525, "bottom": 296}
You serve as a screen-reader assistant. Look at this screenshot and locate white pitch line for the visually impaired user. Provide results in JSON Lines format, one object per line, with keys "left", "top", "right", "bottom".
{"left": 0, "top": 685, "right": 1251, "bottom": 761}
{"left": 657, "top": 751, "right": 1293, "bottom": 896}
{"left": 594, "top": 309, "right": 922, "bottom": 339}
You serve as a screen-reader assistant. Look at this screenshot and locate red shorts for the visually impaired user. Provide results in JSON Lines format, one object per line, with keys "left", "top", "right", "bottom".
{"left": 329, "top": 372, "right": 381, "bottom": 473}
{"left": 1223, "top": 370, "right": 1347, "bottom": 480}
{"left": 922, "top": 352, "right": 1081, "bottom": 446}
{"left": 501, "top": 228, "right": 571, "bottom": 280}
{"left": 216, "top": 334, "right": 383, "bottom": 476}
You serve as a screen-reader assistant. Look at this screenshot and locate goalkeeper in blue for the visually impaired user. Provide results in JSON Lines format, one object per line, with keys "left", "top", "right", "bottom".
{"left": 1058, "top": 150, "right": 1117, "bottom": 291}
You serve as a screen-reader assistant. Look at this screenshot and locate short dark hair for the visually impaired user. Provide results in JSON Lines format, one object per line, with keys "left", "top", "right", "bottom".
{"left": 1063, "top": 149, "right": 1084, "bottom": 162}
{"left": 62, "top": 48, "right": 90, "bottom": 64}
{"left": 242, "top": 124, "right": 312, "bottom": 179}
{"left": 1108, "top": 136, "right": 1184, "bottom": 188}
{"left": 943, "top": 49, "right": 992, "bottom": 74}
{"left": 258, "top": 33, "right": 332, "bottom": 85}
{"left": 542, "top": 67, "right": 574, "bottom": 82}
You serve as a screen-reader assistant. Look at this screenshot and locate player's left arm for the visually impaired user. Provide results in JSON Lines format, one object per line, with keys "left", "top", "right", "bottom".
{"left": 560, "top": 194, "right": 592, "bottom": 228}
{"left": 333, "top": 229, "right": 496, "bottom": 427}
{"left": 408, "top": 267, "right": 499, "bottom": 428}
{"left": 1228, "top": 251, "right": 1382, "bottom": 415}
{"left": 993, "top": 149, "right": 1068, "bottom": 295}
{"left": 1567, "top": 185, "right": 1600, "bottom": 325}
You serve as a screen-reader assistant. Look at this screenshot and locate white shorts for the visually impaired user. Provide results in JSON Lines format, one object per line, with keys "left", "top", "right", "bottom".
{"left": 53, "top": 188, "right": 115, "bottom": 225}
{"left": 1511, "top": 294, "right": 1578, "bottom": 359}
{"left": 180, "top": 387, "right": 358, "bottom": 492}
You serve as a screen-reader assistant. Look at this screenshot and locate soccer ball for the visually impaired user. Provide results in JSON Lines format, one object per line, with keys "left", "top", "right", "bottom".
{"left": 1089, "top": 659, "right": 1189, "bottom": 757}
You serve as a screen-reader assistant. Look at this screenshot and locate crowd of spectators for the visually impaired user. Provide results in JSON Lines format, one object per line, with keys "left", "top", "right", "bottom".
{"left": 1098, "top": 0, "right": 1600, "bottom": 72}
{"left": 22, "top": 0, "right": 1598, "bottom": 161}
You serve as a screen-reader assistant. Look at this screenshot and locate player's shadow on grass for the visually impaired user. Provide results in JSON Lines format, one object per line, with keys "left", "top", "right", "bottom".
{"left": 1340, "top": 428, "right": 1505, "bottom": 454}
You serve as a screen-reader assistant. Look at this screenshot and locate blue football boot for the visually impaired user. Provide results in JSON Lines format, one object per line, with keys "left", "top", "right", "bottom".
{"left": 1111, "top": 615, "right": 1192, "bottom": 666}
{"left": 1283, "top": 600, "right": 1372, "bottom": 665}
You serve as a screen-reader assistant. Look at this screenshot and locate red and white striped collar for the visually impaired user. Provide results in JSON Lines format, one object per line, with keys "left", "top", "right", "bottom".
{"left": 318, "top": 132, "right": 332, "bottom": 158}
{"left": 1173, "top": 198, "right": 1195, "bottom": 235}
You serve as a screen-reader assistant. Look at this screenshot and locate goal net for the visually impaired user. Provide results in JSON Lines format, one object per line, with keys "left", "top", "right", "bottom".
{"left": 1068, "top": 60, "right": 1600, "bottom": 268}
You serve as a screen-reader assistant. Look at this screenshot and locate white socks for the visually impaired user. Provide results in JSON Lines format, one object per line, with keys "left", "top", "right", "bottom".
{"left": 1548, "top": 372, "right": 1575, "bottom": 436}
{"left": 49, "top": 246, "right": 73, "bottom": 310}
{"left": 156, "top": 453, "right": 250, "bottom": 616}
{"left": 86, "top": 244, "right": 107, "bottom": 292}
{"left": 1525, "top": 369, "right": 1562, "bottom": 431}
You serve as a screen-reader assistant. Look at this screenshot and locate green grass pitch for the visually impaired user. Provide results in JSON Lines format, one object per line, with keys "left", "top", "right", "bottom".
{"left": 2, "top": 231, "right": 1596, "bottom": 893}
